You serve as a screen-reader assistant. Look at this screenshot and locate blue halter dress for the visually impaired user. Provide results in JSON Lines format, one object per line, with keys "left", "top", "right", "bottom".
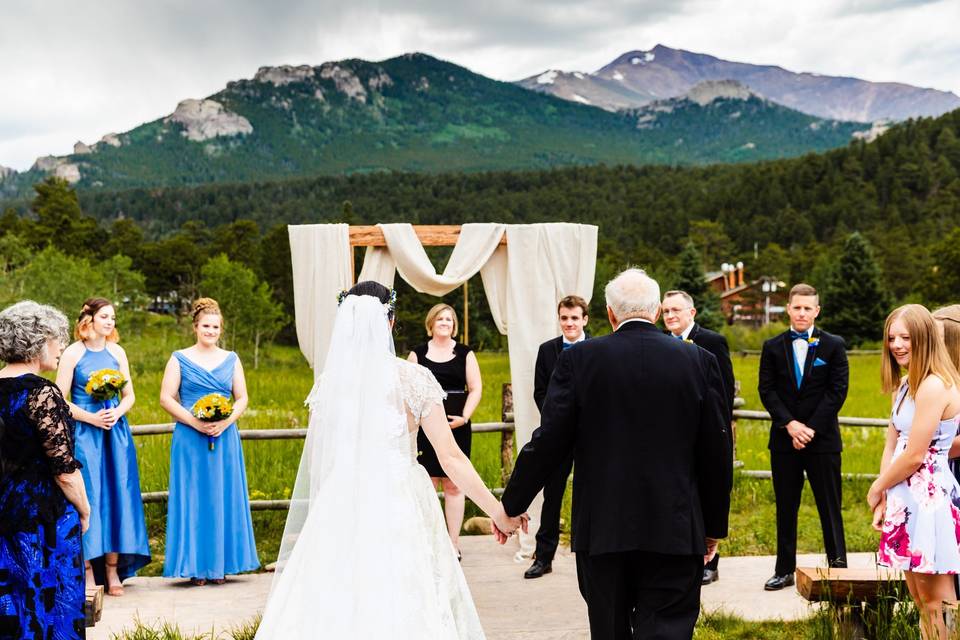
{"left": 162, "top": 350, "right": 259, "bottom": 579}
{"left": 71, "top": 346, "right": 151, "bottom": 582}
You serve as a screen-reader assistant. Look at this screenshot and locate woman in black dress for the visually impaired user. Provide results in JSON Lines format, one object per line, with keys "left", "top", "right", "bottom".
{"left": 408, "top": 303, "right": 482, "bottom": 557}
{"left": 0, "top": 301, "right": 90, "bottom": 640}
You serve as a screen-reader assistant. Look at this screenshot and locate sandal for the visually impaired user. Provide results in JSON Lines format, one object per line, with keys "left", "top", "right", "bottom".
{"left": 104, "top": 562, "right": 124, "bottom": 596}
{"left": 190, "top": 577, "right": 208, "bottom": 586}
{"left": 210, "top": 578, "right": 226, "bottom": 585}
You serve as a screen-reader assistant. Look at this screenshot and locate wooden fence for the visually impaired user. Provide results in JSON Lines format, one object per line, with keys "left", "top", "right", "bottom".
{"left": 133, "top": 385, "right": 517, "bottom": 511}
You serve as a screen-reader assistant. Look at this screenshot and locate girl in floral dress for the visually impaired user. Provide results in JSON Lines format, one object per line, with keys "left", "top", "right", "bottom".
{"left": 870, "top": 304, "right": 960, "bottom": 640}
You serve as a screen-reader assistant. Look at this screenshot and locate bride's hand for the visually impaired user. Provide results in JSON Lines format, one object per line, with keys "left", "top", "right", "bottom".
{"left": 492, "top": 504, "right": 529, "bottom": 538}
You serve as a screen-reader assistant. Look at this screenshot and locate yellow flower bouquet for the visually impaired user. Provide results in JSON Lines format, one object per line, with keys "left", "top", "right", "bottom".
{"left": 85, "top": 368, "right": 127, "bottom": 403}
{"left": 191, "top": 393, "right": 233, "bottom": 451}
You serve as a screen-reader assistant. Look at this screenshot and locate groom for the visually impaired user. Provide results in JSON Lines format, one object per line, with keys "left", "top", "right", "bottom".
{"left": 502, "top": 268, "right": 733, "bottom": 639}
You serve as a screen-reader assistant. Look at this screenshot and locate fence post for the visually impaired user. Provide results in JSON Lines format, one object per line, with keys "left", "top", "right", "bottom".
{"left": 501, "top": 383, "right": 515, "bottom": 487}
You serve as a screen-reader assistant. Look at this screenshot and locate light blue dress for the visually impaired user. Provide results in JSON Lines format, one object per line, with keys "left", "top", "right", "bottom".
{"left": 878, "top": 381, "right": 960, "bottom": 573}
{"left": 71, "top": 346, "right": 150, "bottom": 582}
{"left": 163, "top": 350, "right": 259, "bottom": 579}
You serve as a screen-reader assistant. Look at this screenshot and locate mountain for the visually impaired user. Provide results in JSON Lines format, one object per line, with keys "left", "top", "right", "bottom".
{"left": 0, "top": 53, "right": 871, "bottom": 197}
{"left": 517, "top": 44, "right": 960, "bottom": 122}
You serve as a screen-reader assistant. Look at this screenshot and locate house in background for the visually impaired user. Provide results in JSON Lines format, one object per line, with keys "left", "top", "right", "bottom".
{"left": 707, "top": 262, "right": 787, "bottom": 326}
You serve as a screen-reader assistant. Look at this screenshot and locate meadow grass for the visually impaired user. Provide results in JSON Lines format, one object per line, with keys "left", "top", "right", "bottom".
{"left": 109, "top": 317, "right": 894, "bottom": 574}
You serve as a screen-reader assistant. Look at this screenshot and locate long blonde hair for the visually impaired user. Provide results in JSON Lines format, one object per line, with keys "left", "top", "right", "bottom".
{"left": 882, "top": 304, "right": 960, "bottom": 395}
{"left": 933, "top": 304, "right": 960, "bottom": 372}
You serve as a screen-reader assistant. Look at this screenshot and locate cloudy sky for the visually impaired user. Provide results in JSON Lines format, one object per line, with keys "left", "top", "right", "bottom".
{"left": 2, "top": 0, "right": 958, "bottom": 171}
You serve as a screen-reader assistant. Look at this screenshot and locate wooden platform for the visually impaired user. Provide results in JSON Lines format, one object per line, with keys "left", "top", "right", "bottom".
{"left": 796, "top": 566, "right": 905, "bottom": 603}
{"left": 85, "top": 585, "right": 103, "bottom": 627}
{"left": 88, "top": 541, "right": 880, "bottom": 639}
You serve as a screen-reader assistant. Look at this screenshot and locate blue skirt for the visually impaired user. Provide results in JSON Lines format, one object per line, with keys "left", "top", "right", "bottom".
{"left": 163, "top": 423, "right": 259, "bottom": 579}
{"left": 75, "top": 412, "right": 151, "bottom": 582}
{"left": 0, "top": 503, "right": 85, "bottom": 640}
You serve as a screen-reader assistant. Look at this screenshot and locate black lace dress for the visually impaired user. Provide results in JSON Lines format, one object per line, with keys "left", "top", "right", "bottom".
{"left": 411, "top": 343, "right": 473, "bottom": 478}
{"left": 0, "top": 375, "right": 86, "bottom": 640}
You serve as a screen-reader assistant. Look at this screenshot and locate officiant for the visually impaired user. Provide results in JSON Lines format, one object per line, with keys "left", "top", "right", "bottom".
{"left": 408, "top": 303, "right": 482, "bottom": 560}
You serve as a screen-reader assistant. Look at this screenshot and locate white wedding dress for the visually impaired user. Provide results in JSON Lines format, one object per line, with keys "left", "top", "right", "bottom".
{"left": 255, "top": 296, "right": 485, "bottom": 639}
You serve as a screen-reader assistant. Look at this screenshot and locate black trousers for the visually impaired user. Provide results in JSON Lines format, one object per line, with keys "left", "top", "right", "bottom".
{"left": 770, "top": 451, "right": 847, "bottom": 575}
{"left": 534, "top": 452, "right": 574, "bottom": 563}
{"left": 576, "top": 550, "right": 702, "bottom": 640}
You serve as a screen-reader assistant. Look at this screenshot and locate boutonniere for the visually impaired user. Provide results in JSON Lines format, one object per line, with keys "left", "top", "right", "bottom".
{"left": 807, "top": 336, "right": 820, "bottom": 347}
{"left": 683, "top": 338, "right": 694, "bottom": 344}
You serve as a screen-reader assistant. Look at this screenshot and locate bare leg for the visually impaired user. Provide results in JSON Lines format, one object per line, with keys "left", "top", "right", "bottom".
{"left": 441, "top": 477, "right": 465, "bottom": 553}
{"left": 85, "top": 561, "right": 95, "bottom": 589}
{"left": 104, "top": 552, "right": 124, "bottom": 596}
{"left": 910, "top": 572, "right": 954, "bottom": 640}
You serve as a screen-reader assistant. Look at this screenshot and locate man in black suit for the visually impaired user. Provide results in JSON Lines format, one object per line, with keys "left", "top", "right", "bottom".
{"left": 524, "top": 295, "right": 590, "bottom": 580}
{"left": 502, "top": 268, "right": 733, "bottom": 639}
{"left": 758, "top": 283, "right": 849, "bottom": 591}
{"left": 662, "top": 290, "right": 735, "bottom": 586}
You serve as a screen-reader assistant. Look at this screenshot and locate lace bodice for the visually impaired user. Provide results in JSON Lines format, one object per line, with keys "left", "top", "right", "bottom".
{"left": 396, "top": 358, "right": 446, "bottom": 423}
{"left": 0, "top": 375, "right": 81, "bottom": 534}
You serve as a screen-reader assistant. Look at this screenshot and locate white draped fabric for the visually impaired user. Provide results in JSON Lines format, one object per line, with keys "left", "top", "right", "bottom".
{"left": 288, "top": 224, "right": 353, "bottom": 372}
{"left": 287, "top": 221, "right": 598, "bottom": 552}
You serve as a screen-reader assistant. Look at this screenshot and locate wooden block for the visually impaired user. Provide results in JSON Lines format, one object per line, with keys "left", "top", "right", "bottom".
{"left": 945, "top": 600, "right": 960, "bottom": 633}
{"left": 795, "top": 566, "right": 904, "bottom": 603}
{"left": 348, "top": 225, "right": 508, "bottom": 247}
{"left": 84, "top": 585, "right": 103, "bottom": 627}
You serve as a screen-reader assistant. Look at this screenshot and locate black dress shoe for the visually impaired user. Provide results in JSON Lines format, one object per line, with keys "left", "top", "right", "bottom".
{"left": 764, "top": 573, "right": 795, "bottom": 591}
{"left": 524, "top": 559, "right": 553, "bottom": 579}
{"left": 702, "top": 568, "right": 719, "bottom": 585}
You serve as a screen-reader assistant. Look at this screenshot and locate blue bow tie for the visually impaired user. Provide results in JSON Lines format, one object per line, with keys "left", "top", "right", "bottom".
{"left": 562, "top": 342, "right": 574, "bottom": 351}
{"left": 790, "top": 331, "right": 810, "bottom": 342}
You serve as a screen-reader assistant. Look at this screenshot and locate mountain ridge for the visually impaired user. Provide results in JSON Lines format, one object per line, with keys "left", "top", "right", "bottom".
{"left": 0, "top": 52, "right": 872, "bottom": 197}
{"left": 517, "top": 44, "right": 960, "bottom": 121}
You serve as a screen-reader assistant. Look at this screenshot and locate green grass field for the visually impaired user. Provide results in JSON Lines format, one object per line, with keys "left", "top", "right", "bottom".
{"left": 101, "top": 317, "right": 895, "bottom": 574}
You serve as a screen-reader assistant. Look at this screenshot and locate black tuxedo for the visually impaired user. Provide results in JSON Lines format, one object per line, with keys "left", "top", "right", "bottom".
{"left": 686, "top": 324, "right": 735, "bottom": 425}
{"left": 531, "top": 334, "right": 587, "bottom": 564}
{"left": 684, "top": 323, "right": 735, "bottom": 575}
{"left": 758, "top": 327, "right": 849, "bottom": 575}
{"left": 503, "top": 320, "right": 732, "bottom": 639}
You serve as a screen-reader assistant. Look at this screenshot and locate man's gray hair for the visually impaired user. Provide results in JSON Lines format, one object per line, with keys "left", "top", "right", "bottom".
{"left": 0, "top": 301, "right": 69, "bottom": 364}
{"left": 604, "top": 268, "right": 661, "bottom": 321}
{"left": 663, "top": 290, "right": 695, "bottom": 308}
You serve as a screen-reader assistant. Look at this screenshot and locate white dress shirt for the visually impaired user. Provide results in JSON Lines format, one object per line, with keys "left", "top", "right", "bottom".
{"left": 791, "top": 324, "right": 814, "bottom": 373}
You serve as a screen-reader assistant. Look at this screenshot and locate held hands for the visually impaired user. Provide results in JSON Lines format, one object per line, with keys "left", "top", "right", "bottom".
{"left": 447, "top": 415, "right": 467, "bottom": 429}
{"left": 787, "top": 420, "right": 815, "bottom": 450}
{"left": 196, "top": 419, "right": 231, "bottom": 437}
{"left": 90, "top": 408, "right": 119, "bottom": 430}
{"left": 704, "top": 537, "right": 719, "bottom": 565}
{"left": 491, "top": 503, "right": 529, "bottom": 545}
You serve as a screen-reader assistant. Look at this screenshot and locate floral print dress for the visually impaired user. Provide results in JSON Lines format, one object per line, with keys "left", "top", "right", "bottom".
{"left": 878, "top": 382, "right": 960, "bottom": 573}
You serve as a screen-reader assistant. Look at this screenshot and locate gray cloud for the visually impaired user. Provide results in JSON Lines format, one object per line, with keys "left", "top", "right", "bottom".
{"left": 0, "top": 0, "right": 957, "bottom": 170}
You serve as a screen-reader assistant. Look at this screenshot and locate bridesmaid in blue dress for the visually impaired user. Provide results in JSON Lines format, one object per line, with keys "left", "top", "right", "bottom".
{"left": 56, "top": 298, "right": 150, "bottom": 596}
{"left": 159, "top": 298, "right": 258, "bottom": 584}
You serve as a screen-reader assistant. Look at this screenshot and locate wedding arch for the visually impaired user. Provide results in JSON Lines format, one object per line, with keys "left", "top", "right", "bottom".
{"left": 288, "top": 222, "right": 597, "bottom": 549}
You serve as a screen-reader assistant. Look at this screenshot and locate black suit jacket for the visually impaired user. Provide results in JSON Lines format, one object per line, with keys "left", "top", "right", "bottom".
{"left": 533, "top": 334, "right": 589, "bottom": 412}
{"left": 758, "top": 328, "right": 849, "bottom": 453}
{"left": 687, "top": 323, "right": 736, "bottom": 424}
{"left": 502, "top": 320, "right": 733, "bottom": 557}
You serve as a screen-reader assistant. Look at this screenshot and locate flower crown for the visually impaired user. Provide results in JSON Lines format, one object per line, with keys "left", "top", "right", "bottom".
{"left": 337, "top": 288, "right": 397, "bottom": 313}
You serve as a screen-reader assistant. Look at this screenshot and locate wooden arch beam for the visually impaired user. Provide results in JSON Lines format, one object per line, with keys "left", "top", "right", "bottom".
{"left": 349, "top": 225, "right": 507, "bottom": 247}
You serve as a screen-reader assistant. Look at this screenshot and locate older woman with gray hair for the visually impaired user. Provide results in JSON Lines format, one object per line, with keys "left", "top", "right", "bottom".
{"left": 0, "top": 300, "right": 90, "bottom": 640}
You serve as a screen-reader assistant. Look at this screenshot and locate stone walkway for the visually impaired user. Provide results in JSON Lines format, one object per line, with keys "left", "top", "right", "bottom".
{"left": 89, "top": 539, "right": 877, "bottom": 639}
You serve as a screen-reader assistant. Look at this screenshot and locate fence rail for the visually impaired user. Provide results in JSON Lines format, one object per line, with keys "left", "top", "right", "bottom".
{"left": 133, "top": 384, "right": 518, "bottom": 511}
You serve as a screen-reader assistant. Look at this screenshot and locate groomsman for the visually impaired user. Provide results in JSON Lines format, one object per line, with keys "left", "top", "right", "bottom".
{"left": 524, "top": 295, "right": 589, "bottom": 579}
{"left": 662, "top": 290, "right": 735, "bottom": 586}
{"left": 759, "top": 283, "right": 849, "bottom": 591}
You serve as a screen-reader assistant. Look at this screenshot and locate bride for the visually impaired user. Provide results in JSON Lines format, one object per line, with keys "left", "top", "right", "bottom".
{"left": 255, "top": 282, "right": 526, "bottom": 639}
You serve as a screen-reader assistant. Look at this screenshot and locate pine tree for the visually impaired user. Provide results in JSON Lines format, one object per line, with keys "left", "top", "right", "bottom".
{"left": 820, "top": 232, "right": 891, "bottom": 347}
{"left": 674, "top": 242, "right": 723, "bottom": 330}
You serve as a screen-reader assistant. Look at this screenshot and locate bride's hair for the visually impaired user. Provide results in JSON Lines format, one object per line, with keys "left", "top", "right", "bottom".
{"left": 346, "top": 281, "right": 394, "bottom": 320}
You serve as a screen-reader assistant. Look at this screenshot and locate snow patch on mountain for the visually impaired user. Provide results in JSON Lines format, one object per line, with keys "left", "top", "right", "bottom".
{"left": 612, "top": 71, "right": 625, "bottom": 82}
{"left": 537, "top": 70, "right": 558, "bottom": 85}
{"left": 571, "top": 94, "right": 591, "bottom": 105}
